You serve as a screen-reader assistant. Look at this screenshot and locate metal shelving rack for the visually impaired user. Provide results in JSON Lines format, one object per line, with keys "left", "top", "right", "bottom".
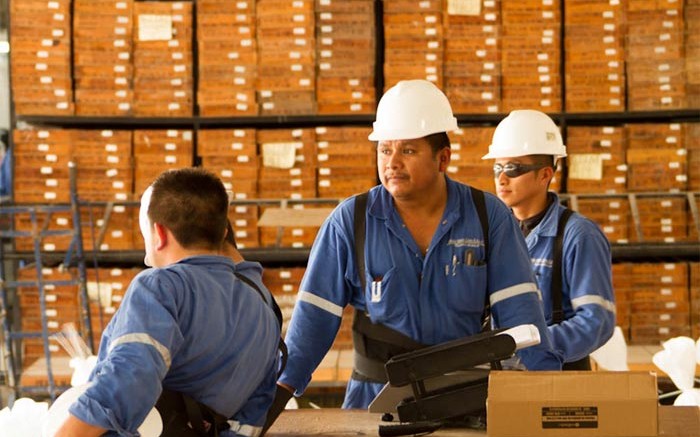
{"left": 0, "top": 165, "right": 93, "bottom": 401}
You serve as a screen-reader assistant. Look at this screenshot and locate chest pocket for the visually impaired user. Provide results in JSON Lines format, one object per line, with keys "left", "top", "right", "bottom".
{"left": 445, "top": 259, "right": 488, "bottom": 316}
{"left": 362, "top": 266, "right": 400, "bottom": 322}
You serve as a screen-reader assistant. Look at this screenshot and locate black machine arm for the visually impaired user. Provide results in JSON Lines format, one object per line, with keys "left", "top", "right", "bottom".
{"left": 384, "top": 328, "right": 516, "bottom": 388}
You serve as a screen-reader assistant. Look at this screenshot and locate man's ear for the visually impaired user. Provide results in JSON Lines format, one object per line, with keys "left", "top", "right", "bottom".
{"left": 540, "top": 166, "right": 555, "bottom": 185}
{"left": 438, "top": 148, "right": 451, "bottom": 172}
{"left": 153, "top": 222, "right": 168, "bottom": 250}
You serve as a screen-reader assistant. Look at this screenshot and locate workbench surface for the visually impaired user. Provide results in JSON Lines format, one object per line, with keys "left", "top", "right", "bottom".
{"left": 267, "top": 406, "right": 700, "bottom": 437}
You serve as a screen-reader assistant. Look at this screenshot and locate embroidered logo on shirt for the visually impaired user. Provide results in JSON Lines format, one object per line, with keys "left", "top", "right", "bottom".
{"left": 447, "top": 237, "right": 483, "bottom": 248}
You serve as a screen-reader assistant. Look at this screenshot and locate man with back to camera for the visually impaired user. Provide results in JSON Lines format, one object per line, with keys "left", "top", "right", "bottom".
{"left": 264, "top": 80, "right": 562, "bottom": 428}
{"left": 55, "top": 167, "right": 281, "bottom": 436}
{"left": 483, "top": 109, "right": 616, "bottom": 370}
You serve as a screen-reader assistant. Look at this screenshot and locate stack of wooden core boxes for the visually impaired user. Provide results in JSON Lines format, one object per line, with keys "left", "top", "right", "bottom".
{"left": 256, "top": 0, "right": 316, "bottom": 115}
{"left": 446, "top": 126, "right": 496, "bottom": 193}
{"left": 13, "top": 128, "right": 135, "bottom": 252}
{"left": 692, "top": 262, "right": 700, "bottom": 339}
{"left": 690, "top": 123, "right": 700, "bottom": 194}
{"left": 12, "top": 129, "right": 72, "bottom": 205}
{"left": 258, "top": 128, "right": 319, "bottom": 248}
{"left": 443, "top": 0, "right": 501, "bottom": 114}
{"left": 688, "top": 1, "right": 700, "bottom": 107}
{"left": 564, "top": 0, "right": 625, "bottom": 112}
{"left": 627, "top": 123, "right": 688, "bottom": 243}
{"left": 9, "top": 0, "right": 74, "bottom": 115}
{"left": 17, "top": 266, "right": 82, "bottom": 384}
{"left": 315, "top": 126, "right": 376, "bottom": 199}
{"left": 567, "top": 126, "right": 629, "bottom": 244}
{"left": 73, "top": 0, "right": 133, "bottom": 116}
{"left": 199, "top": 128, "right": 260, "bottom": 248}
{"left": 197, "top": 0, "right": 258, "bottom": 116}
{"left": 613, "top": 262, "right": 694, "bottom": 345}
{"left": 72, "top": 129, "right": 135, "bottom": 252}
{"left": 628, "top": 263, "right": 690, "bottom": 344}
{"left": 383, "top": 0, "right": 443, "bottom": 89}
{"left": 132, "top": 1, "right": 193, "bottom": 116}
{"left": 627, "top": 0, "right": 687, "bottom": 110}
{"left": 611, "top": 263, "right": 631, "bottom": 337}
{"left": 626, "top": 123, "right": 688, "bottom": 189}
{"left": 315, "top": 0, "right": 375, "bottom": 115}
{"left": 501, "top": 0, "right": 561, "bottom": 112}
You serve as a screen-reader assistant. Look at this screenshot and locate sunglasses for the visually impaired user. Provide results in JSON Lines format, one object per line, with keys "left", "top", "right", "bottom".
{"left": 493, "top": 162, "right": 546, "bottom": 178}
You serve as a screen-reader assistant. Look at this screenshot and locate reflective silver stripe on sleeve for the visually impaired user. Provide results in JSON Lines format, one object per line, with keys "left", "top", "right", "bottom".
{"left": 531, "top": 257, "right": 552, "bottom": 268}
{"left": 227, "top": 421, "right": 262, "bottom": 437}
{"left": 108, "top": 333, "right": 172, "bottom": 368}
{"left": 572, "top": 295, "right": 617, "bottom": 314}
{"left": 297, "top": 291, "right": 344, "bottom": 317}
{"left": 489, "top": 282, "right": 540, "bottom": 306}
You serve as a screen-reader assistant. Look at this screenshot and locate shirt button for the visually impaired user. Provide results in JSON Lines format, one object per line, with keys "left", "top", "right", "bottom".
{"left": 442, "top": 220, "right": 447, "bottom": 225}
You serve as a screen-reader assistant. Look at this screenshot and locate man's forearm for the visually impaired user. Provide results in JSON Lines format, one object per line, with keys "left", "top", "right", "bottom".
{"left": 55, "top": 414, "right": 107, "bottom": 437}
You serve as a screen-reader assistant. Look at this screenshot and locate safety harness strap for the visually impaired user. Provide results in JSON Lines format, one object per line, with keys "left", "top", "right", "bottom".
{"left": 551, "top": 208, "right": 592, "bottom": 370}
{"left": 156, "top": 389, "right": 229, "bottom": 437}
{"left": 551, "top": 209, "right": 573, "bottom": 325}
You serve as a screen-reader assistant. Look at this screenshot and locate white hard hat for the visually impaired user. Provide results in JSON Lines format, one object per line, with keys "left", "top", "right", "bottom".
{"left": 368, "top": 80, "right": 458, "bottom": 141}
{"left": 482, "top": 109, "right": 567, "bottom": 160}
{"left": 42, "top": 384, "right": 163, "bottom": 437}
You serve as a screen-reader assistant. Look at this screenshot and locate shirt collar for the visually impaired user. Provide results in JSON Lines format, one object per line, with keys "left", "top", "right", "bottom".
{"left": 525, "top": 192, "right": 563, "bottom": 238}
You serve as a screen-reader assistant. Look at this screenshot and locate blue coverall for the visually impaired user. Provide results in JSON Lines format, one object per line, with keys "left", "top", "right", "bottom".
{"left": 280, "top": 177, "right": 562, "bottom": 409}
{"left": 526, "top": 193, "right": 616, "bottom": 363}
{"left": 69, "top": 257, "right": 280, "bottom": 436}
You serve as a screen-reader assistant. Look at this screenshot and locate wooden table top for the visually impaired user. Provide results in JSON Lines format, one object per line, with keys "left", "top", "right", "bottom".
{"left": 267, "top": 406, "right": 700, "bottom": 437}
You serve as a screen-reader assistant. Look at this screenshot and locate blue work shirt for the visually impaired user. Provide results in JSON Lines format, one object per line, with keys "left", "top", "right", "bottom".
{"left": 69, "top": 257, "right": 281, "bottom": 436}
{"left": 527, "top": 193, "right": 616, "bottom": 363}
{"left": 280, "top": 177, "right": 562, "bottom": 408}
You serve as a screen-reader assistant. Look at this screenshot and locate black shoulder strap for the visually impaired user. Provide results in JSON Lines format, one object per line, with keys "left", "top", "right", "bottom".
{"left": 469, "top": 187, "right": 492, "bottom": 334}
{"left": 235, "top": 272, "right": 288, "bottom": 377}
{"left": 354, "top": 192, "right": 369, "bottom": 292}
{"left": 469, "top": 187, "right": 489, "bottom": 258}
{"left": 551, "top": 209, "right": 574, "bottom": 325}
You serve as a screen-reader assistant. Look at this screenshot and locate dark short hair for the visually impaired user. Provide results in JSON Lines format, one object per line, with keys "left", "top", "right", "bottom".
{"left": 424, "top": 132, "right": 451, "bottom": 154}
{"left": 148, "top": 167, "right": 228, "bottom": 250}
{"left": 530, "top": 154, "right": 555, "bottom": 169}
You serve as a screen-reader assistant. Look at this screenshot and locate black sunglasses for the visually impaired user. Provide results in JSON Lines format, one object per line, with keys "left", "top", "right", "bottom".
{"left": 493, "top": 162, "right": 546, "bottom": 178}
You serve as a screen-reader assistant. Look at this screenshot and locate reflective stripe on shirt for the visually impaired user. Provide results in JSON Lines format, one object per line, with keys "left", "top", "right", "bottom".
{"left": 531, "top": 257, "right": 553, "bottom": 268}
{"left": 297, "top": 290, "right": 344, "bottom": 317}
{"left": 108, "top": 333, "right": 172, "bottom": 368}
{"left": 571, "top": 294, "right": 617, "bottom": 314}
{"left": 490, "top": 282, "right": 540, "bottom": 306}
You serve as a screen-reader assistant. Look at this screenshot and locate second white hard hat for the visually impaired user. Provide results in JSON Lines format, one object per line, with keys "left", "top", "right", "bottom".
{"left": 368, "top": 80, "right": 458, "bottom": 141}
{"left": 482, "top": 109, "right": 567, "bottom": 160}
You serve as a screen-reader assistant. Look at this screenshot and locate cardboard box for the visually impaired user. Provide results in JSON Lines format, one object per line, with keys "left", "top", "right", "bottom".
{"left": 487, "top": 371, "right": 658, "bottom": 437}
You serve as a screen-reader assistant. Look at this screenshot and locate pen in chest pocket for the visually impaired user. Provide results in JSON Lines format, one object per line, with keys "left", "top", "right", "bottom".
{"left": 465, "top": 249, "right": 474, "bottom": 266}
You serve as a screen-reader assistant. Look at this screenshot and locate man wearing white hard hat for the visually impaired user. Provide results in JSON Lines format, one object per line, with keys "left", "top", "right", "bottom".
{"left": 264, "top": 80, "right": 561, "bottom": 428}
{"left": 483, "top": 109, "right": 616, "bottom": 370}
{"left": 54, "top": 168, "right": 282, "bottom": 437}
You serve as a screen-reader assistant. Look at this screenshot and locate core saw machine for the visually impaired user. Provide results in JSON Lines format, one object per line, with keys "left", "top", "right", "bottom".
{"left": 368, "top": 324, "right": 541, "bottom": 436}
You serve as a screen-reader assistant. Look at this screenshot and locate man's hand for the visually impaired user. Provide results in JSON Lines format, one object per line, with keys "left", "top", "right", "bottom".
{"left": 261, "top": 383, "right": 294, "bottom": 436}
